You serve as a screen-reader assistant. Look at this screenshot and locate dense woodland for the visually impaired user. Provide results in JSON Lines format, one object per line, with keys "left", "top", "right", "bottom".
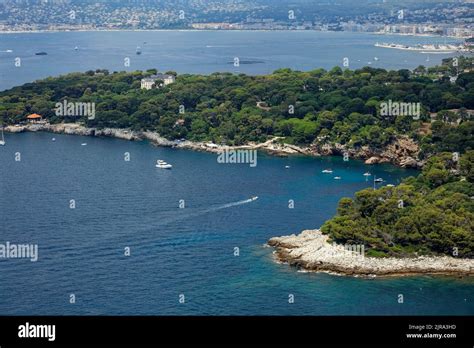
{"left": 1, "top": 57, "right": 473, "bottom": 159}
{"left": 322, "top": 151, "right": 474, "bottom": 258}
{"left": 1, "top": 58, "right": 472, "bottom": 257}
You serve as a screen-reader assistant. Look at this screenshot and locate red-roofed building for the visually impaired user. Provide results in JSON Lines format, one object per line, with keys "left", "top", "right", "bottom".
{"left": 26, "top": 113, "right": 42, "bottom": 123}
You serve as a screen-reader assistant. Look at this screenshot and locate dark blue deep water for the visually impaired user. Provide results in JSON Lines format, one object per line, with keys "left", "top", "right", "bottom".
{"left": 0, "top": 132, "right": 472, "bottom": 315}
{"left": 0, "top": 30, "right": 464, "bottom": 91}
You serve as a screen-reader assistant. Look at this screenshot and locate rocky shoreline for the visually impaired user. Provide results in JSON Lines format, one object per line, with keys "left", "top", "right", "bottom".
{"left": 4, "top": 122, "right": 422, "bottom": 168}
{"left": 4, "top": 123, "right": 307, "bottom": 156}
{"left": 268, "top": 229, "right": 474, "bottom": 277}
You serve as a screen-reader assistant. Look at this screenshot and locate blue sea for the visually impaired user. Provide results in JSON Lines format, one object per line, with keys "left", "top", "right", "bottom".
{"left": 0, "top": 132, "right": 472, "bottom": 315}
{"left": 0, "top": 30, "right": 465, "bottom": 91}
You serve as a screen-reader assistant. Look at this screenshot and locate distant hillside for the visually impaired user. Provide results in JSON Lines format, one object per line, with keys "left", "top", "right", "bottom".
{"left": 1, "top": 0, "right": 472, "bottom": 30}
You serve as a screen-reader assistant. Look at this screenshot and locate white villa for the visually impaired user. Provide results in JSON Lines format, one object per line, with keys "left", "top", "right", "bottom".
{"left": 140, "top": 73, "right": 176, "bottom": 89}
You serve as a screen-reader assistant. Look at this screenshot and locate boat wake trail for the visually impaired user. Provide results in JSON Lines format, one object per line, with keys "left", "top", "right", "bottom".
{"left": 126, "top": 196, "right": 259, "bottom": 239}
{"left": 84, "top": 197, "right": 260, "bottom": 250}
{"left": 201, "top": 197, "right": 256, "bottom": 213}
{"left": 159, "top": 197, "right": 258, "bottom": 227}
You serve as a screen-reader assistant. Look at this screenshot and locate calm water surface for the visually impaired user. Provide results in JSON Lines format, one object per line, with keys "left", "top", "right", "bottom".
{"left": 0, "top": 30, "right": 464, "bottom": 91}
{"left": 0, "top": 132, "right": 472, "bottom": 315}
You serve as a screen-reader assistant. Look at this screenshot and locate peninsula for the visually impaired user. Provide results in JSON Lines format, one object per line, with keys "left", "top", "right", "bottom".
{"left": 2, "top": 61, "right": 473, "bottom": 277}
{"left": 1, "top": 57, "right": 473, "bottom": 168}
{"left": 268, "top": 230, "right": 474, "bottom": 277}
{"left": 269, "top": 150, "right": 474, "bottom": 277}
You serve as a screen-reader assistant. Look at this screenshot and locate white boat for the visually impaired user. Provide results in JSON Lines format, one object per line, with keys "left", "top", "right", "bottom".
{"left": 386, "top": 184, "right": 395, "bottom": 187}
{"left": 322, "top": 169, "right": 333, "bottom": 174}
{"left": 81, "top": 143, "right": 87, "bottom": 146}
{"left": 285, "top": 165, "right": 290, "bottom": 169}
{"left": 334, "top": 176, "right": 341, "bottom": 180}
{"left": 0, "top": 127, "right": 5, "bottom": 146}
{"left": 52, "top": 137, "right": 56, "bottom": 142}
{"left": 374, "top": 178, "right": 384, "bottom": 183}
{"left": 74, "top": 46, "right": 78, "bottom": 50}
{"left": 250, "top": 196, "right": 259, "bottom": 201}
{"left": 156, "top": 160, "right": 172, "bottom": 169}
{"left": 363, "top": 172, "right": 371, "bottom": 176}
{"left": 374, "top": 57, "right": 379, "bottom": 61}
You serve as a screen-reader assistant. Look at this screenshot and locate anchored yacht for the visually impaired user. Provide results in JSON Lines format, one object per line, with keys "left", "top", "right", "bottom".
{"left": 156, "top": 160, "right": 172, "bottom": 169}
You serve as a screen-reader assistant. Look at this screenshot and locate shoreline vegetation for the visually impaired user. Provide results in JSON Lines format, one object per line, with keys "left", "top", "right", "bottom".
{"left": 2, "top": 122, "right": 421, "bottom": 164}
{"left": 269, "top": 149, "right": 474, "bottom": 276}
{"left": 2, "top": 60, "right": 473, "bottom": 276}
{"left": 268, "top": 230, "right": 474, "bottom": 277}
{"left": 3, "top": 123, "right": 307, "bottom": 156}
{"left": 2, "top": 59, "right": 473, "bottom": 168}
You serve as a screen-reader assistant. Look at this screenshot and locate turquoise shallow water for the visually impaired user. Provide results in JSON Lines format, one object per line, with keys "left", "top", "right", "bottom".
{"left": 0, "top": 132, "right": 472, "bottom": 315}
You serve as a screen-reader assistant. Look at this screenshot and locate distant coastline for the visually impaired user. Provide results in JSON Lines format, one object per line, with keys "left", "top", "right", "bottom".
{"left": 375, "top": 42, "right": 469, "bottom": 53}
{"left": 0, "top": 29, "right": 465, "bottom": 40}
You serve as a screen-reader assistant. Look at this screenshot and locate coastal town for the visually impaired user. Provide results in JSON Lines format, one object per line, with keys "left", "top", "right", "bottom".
{"left": 0, "top": 0, "right": 472, "bottom": 38}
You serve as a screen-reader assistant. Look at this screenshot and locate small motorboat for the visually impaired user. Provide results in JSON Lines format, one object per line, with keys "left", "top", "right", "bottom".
{"left": 386, "top": 184, "right": 395, "bottom": 187}
{"left": 156, "top": 160, "right": 172, "bottom": 169}
{"left": 322, "top": 169, "right": 333, "bottom": 174}
{"left": 81, "top": 143, "right": 87, "bottom": 146}
{"left": 52, "top": 137, "right": 56, "bottom": 142}
{"left": 285, "top": 165, "right": 290, "bottom": 169}
{"left": 363, "top": 172, "right": 371, "bottom": 176}
{"left": 374, "top": 178, "right": 384, "bottom": 183}
{"left": 334, "top": 176, "right": 341, "bottom": 180}
{"left": 250, "top": 196, "right": 259, "bottom": 201}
